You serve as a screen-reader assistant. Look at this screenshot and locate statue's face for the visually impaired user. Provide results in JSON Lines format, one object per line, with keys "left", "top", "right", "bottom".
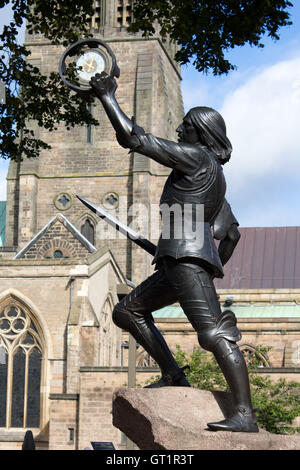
{"left": 176, "top": 115, "right": 199, "bottom": 144}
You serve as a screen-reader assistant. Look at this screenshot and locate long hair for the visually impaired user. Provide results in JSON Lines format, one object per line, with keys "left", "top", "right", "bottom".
{"left": 186, "top": 107, "right": 232, "bottom": 164}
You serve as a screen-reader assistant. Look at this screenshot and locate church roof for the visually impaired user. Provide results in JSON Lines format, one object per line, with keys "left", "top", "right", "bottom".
{"left": 215, "top": 227, "right": 300, "bottom": 290}
{"left": 14, "top": 213, "right": 97, "bottom": 260}
{"left": 153, "top": 304, "right": 300, "bottom": 319}
{"left": 0, "top": 201, "right": 5, "bottom": 247}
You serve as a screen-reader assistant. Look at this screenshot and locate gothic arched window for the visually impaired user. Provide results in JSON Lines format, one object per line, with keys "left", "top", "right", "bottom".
{"left": 80, "top": 218, "right": 95, "bottom": 246}
{"left": 240, "top": 344, "right": 271, "bottom": 368}
{"left": 136, "top": 350, "right": 158, "bottom": 368}
{"left": 0, "top": 299, "right": 44, "bottom": 428}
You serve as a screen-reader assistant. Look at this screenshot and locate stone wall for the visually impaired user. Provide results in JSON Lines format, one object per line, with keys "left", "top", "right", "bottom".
{"left": 77, "top": 369, "right": 128, "bottom": 450}
{"left": 48, "top": 395, "right": 79, "bottom": 450}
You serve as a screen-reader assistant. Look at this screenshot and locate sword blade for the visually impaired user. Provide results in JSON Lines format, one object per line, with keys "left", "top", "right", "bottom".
{"left": 76, "top": 195, "right": 157, "bottom": 256}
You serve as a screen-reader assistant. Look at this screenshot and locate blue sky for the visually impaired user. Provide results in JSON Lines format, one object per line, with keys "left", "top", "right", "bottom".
{"left": 1, "top": 2, "right": 300, "bottom": 227}
{"left": 181, "top": 2, "right": 300, "bottom": 228}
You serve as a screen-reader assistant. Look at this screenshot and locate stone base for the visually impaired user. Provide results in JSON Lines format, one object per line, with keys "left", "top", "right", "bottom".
{"left": 112, "top": 388, "right": 300, "bottom": 450}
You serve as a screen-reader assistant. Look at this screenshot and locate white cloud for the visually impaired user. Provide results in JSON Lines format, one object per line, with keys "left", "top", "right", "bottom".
{"left": 221, "top": 56, "right": 300, "bottom": 187}
{"left": 181, "top": 66, "right": 250, "bottom": 114}
{"left": 218, "top": 56, "right": 300, "bottom": 226}
{"left": 182, "top": 54, "right": 300, "bottom": 226}
{"left": 181, "top": 69, "right": 212, "bottom": 112}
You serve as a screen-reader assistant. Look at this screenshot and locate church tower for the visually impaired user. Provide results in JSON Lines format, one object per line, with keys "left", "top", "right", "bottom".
{"left": 5, "top": 0, "right": 184, "bottom": 283}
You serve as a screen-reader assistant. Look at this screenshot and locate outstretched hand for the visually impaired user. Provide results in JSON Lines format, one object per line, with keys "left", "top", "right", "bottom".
{"left": 90, "top": 72, "right": 118, "bottom": 98}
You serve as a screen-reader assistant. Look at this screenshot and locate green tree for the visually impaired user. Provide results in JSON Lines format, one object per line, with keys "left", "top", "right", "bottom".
{"left": 0, "top": 0, "right": 97, "bottom": 161}
{"left": 144, "top": 345, "right": 300, "bottom": 434}
{"left": 129, "top": 0, "right": 294, "bottom": 75}
{"left": 0, "top": 0, "right": 294, "bottom": 161}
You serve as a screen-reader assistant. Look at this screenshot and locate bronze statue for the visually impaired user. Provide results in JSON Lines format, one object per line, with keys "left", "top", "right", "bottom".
{"left": 90, "top": 71, "right": 258, "bottom": 433}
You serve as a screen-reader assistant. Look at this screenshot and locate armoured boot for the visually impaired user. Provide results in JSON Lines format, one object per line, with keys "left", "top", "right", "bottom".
{"left": 207, "top": 406, "right": 258, "bottom": 432}
{"left": 207, "top": 339, "right": 259, "bottom": 432}
{"left": 113, "top": 305, "right": 190, "bottom": 387}
{"left": 144, "top": 366, "right": 190, "bottom": 388}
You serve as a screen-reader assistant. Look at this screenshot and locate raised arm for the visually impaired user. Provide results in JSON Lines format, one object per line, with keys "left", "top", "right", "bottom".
{"left": 90, "top": 72, "right": 207, "bottom": 174}
{"left": 90, "top": 72, "right": 140, "bottom": 149}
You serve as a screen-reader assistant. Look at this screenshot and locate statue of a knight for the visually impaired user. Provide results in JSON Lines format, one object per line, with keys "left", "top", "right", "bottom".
{"left": 90, "top": 71, "right": 259, "bottom": 433}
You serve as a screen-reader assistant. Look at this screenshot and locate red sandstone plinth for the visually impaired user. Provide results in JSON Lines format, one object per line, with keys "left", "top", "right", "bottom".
{"left": 112, "top": 387, "right": 300, "bottom": 450}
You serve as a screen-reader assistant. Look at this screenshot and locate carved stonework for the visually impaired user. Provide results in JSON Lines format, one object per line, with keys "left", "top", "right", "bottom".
{"left": 53, "top": 193, "right": 73, "bottom": 211}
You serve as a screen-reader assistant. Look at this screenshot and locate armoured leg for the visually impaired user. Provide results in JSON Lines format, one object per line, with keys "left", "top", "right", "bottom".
{"left": 162, "top": 259, "right": 258, "bottom": 432}
{"left": 206, "top": 338, "right": 258, "bottom": 432}
{"left": 196, "top": 311, "right": 258, "bottom": 432}
{"left": 112, "top": 269, "right": 190, "bottom": 386}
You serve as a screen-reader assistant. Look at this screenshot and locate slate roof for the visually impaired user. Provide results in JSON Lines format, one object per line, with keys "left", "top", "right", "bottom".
{"left": 215, "top": 227, "right": 300, "bottom": 290}
{"left": 152, "top": 304, "right": 300, "bottom": 319}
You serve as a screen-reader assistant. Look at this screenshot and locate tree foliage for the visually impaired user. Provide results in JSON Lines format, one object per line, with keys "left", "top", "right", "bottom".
{"left": 129, "top": 0, "right": 294, "bottom": 75}
{"left": 0, "top": 0, "right": 97, "bottom": 161}
{"left": 144, "top": 344, "right": 300, "bottom": 434}
{"left": 0, "top": 1, "right": 294, "bottom": 161}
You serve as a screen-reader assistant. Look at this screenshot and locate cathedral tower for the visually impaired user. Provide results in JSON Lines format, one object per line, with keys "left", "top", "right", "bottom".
{"left": 5, "top": 0, "right": 184, "bottom": 283}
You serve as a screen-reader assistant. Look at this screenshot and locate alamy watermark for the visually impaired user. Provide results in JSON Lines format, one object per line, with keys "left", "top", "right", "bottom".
{"left": 96, "top": 197, "right": 205, "bottom": 247}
